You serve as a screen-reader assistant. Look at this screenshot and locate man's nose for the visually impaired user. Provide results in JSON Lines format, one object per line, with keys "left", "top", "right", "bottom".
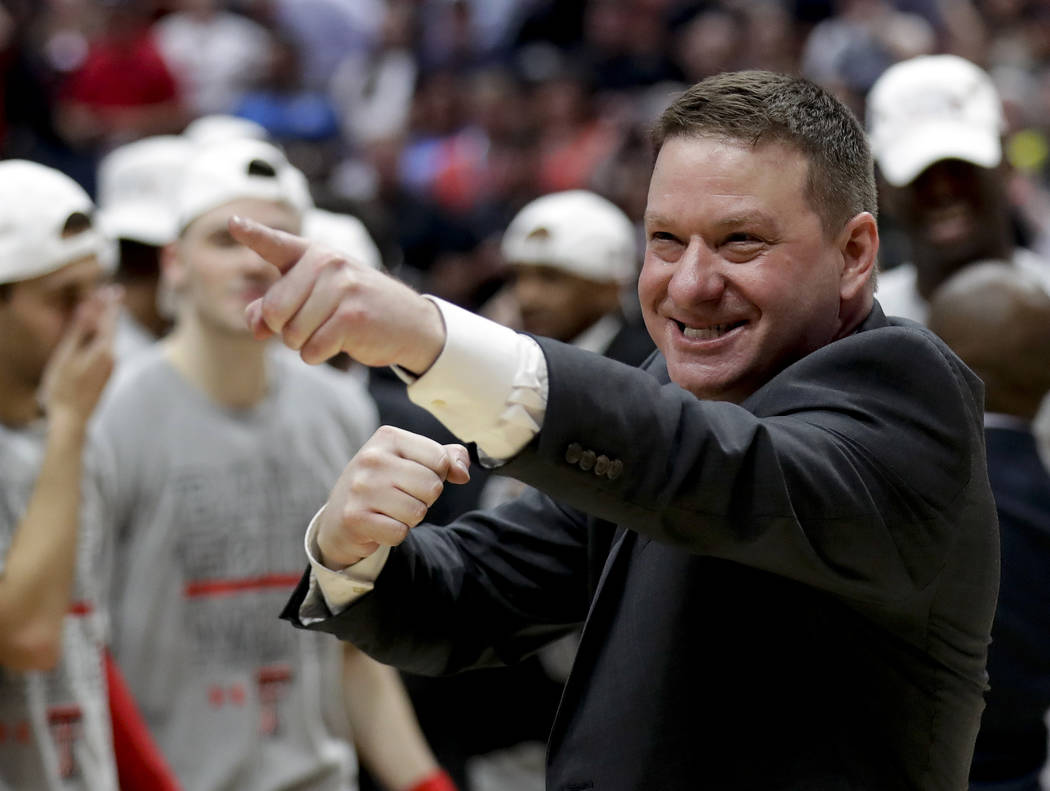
{"left": 667, "top": 239, "right": 725, "bottom": 305}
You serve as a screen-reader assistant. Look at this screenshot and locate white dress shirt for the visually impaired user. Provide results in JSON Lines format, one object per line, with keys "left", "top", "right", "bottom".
{"left": 301, "top": 297, "right": 549, "bottom": 620}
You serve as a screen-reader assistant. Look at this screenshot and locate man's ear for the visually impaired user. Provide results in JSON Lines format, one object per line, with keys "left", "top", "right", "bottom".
{"left": 838, "top": 211, "right": 879, "bottom": 304}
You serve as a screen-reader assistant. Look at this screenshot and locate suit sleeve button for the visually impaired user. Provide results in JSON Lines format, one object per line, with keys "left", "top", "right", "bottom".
{"left": 565, "top": 443, "right": 583, "bottom": 464}
{"left": 579, "top": 450, "right": 596, "bottom": 471}
{"left": 594, "top": 455, "right": 610, "bottom": 476}
{"left": 607, "top": 459, "right": 623, "bottom": 480}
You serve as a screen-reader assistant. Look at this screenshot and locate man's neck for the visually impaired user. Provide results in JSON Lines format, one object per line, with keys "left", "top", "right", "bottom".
{"left": 164, "top": 317, "right": 270, "bottom": 410}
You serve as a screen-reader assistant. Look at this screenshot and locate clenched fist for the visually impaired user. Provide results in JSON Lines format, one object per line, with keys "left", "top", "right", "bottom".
{"left": 317, "top": 426, "right": 471, "bottom": 569}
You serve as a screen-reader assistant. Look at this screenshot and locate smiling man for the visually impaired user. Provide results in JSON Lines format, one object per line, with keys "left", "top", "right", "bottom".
{"left": 236, "top": 71, "right": 997, "bottom": 790}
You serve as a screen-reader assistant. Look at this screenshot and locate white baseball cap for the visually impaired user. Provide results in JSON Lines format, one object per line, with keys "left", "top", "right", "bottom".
{"left": 182, "top": 114, "right": 269, "bottom": 145}
{"left": 0, "top": 160, "right": 113, "bottom": 284}
{"left": 175, "top": 138, "right": 314, "bottom": 231}
{"left": 303, "top": 208, "right": 383, "bottom": 271}
{"left": 500, "top": 190, "right": 638, "bottom": 284}
{"left": 97, "top": 135, "right": 195, "bottom": 245}
{"left": 867, "top": 54, "right": 1005, "bottom": 187}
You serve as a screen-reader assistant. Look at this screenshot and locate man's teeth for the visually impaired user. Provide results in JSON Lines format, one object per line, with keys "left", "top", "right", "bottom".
{"left": 683, "top": 324, "right": 736, "bottom": 340}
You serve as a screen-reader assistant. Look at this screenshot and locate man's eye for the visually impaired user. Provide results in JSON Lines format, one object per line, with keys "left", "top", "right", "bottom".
{"left": 650, "top": 232, "right": 679, "bottom": 243}
{"left": 725, "top": 233, "right": 758, "bottom": 244}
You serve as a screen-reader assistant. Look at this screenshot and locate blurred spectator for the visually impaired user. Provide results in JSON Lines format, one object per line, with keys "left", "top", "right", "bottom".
{"left": 529, "top": 62, "right": 623, "bottom": 192}
{"left": 55, "top": 0, "right": 187, "bottom": 152}
{"left": 671, "top": 5, "right": 744, "bottom": 82}
{"left": 152, "top": 0, "right": 270, "bottom": 117}
{"left": 303, "top": 207, "right": 384, "bottom": 273}
{"left": 927, "top": 262, "right": 1050, "bottom": 791}
{"left": 95, "top": 134, "right": 194, "bottom": 359}
{"left": 259, "top": 0, "right": 383, "bottom": 92}
{"left": 497, "top": 189, "right": 649, "bottom": 352}
{"left": 0, "top": 2, "right": 66, "bottom": 161}
{"left": 182, "top": 112, "right": 268, "bottom": 144}
{"left": 0, "top": 159, "right": 178, "bottom": 791}
{"left": 329, "top": 0, "right": 418, "bottom": 148}
{"left": 574, "top": 0, "right": 682, "bottom": 92}
{"left": 96, "top": 137, "right": 452, "bottom": 791}
{"left": 868, "top": 52, "right": 1050, "bottom": 515}
{"left": 868, "top": 54, "right": 1050, "bottom": 321}
{"left": 802, "top": 0, "right": 935, "bottom": 114}
{"left": 233, "top": 31, "right": 342, "bottom": 182}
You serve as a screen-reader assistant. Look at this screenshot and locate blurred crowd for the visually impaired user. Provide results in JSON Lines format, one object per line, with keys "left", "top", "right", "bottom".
{"left": 5, "top": 0, "right": 1050, "bottom": 309}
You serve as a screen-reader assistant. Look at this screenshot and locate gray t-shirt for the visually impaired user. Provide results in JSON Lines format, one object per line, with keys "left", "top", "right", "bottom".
{"left": 96, "top": 346, "right": 378, "bottom": 791}
{"left": 0, "top": 422, "right": 117, "bottom": 791}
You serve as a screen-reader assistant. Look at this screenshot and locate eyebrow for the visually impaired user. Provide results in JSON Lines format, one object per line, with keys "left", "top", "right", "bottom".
{"left": 644, "top": 210, "right": 779, "bottom": 230}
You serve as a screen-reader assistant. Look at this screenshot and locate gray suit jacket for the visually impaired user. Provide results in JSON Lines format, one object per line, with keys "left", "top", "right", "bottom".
{"left": 283, "top": 303, "right": 999, "bottom": 790}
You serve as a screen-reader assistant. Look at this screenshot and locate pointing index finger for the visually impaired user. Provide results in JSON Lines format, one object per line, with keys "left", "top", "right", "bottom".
{"left": 228, "top": 214, "right": 310, "bottom": 274}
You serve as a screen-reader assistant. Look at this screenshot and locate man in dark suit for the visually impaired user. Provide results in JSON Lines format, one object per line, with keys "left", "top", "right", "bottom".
{"left": 230, "top": 71, "right": 999, "bottom": 790}
{"left": 929, "top": 263, "right": 1050, "bottom": 791}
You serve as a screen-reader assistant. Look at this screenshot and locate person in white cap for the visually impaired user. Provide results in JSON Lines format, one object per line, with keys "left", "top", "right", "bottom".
{"left": 303, "top": 208, "right": 383, "bottom": 274}
{"left": 867, "top": 53, "right": 1050, "bottom": 323}
{"left": 182, "top": 113, "right": 270, "bottom": 145}
{"left": 0, "top": 160, "right": 122, "bottom": 788}
{"left": 96, "top": 134, "right": 195, "bottom": 360}
{"left": 500, "top": 189, "right": 653, "bottom": 363}
{"left": 93, "top": 139, "right": 455, "bottom": 791}
{"left": 868, "top": 53, "right": 1050, "bottom": 499}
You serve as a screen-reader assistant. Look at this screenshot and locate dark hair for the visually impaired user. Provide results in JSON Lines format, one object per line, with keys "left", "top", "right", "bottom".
{"left": 651, "top": 71, "right": 877, "bottom": 237}
{"left": 0, "top": 283, "right": 11, "bottom": 302}
{"left": 117, "top": 238, "right": 162, "bottom": 282}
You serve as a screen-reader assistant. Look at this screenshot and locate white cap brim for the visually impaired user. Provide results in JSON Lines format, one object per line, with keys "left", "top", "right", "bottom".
{"left": 98, "top": 205, "right": 177, "bottom": 246}
{"left": 877, "top": 120, "right": 1002, "bottom": 187}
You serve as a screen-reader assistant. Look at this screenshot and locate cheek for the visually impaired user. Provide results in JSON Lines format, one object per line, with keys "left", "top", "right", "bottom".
{"left": 637, "top": 260, "right": 665, "bottom": 308}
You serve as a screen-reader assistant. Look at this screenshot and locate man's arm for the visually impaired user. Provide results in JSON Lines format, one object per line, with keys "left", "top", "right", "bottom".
{"left": 342, "top": 643, "right": 455, "bottom": 791}
{"left": 233, "top": 218, "right": 981, "bottom": 609}
{"left": 0, "top": 288, "right": 120, "bottom": 670}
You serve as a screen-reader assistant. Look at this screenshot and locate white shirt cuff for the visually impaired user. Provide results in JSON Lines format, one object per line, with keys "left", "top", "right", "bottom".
{"left": 301, "top": 506, "right": 391, "bottom": 624}
{"left": 402, "top": 297, "right": 548, "bottom": 460}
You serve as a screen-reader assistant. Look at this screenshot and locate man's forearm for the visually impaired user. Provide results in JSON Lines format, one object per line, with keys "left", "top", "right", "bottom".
{"left": 0, "top": 413, "right": 88, "bottom": 670}
{"left": 342, "top": 643, "right": 444, "bottom": 791}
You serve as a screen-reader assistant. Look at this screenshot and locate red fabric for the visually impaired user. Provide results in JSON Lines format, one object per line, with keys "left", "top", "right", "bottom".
{"left": 406, "top": 768, "right": 458, "bottom": 791}
{"left": 63, "top": 31, "right": 178, "bottom": 108}
{"left": 104, "top": 649, "right": 182, "bottom": 791}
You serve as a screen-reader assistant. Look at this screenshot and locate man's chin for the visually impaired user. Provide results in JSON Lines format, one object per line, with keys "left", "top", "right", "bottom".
{"left": 667, "top": 365, "right": 736, "bottom": 402}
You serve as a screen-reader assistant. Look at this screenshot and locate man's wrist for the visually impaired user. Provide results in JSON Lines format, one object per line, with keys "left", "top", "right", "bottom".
{"left": 397, "top": 297, "right": 447, "bottom": 377}
{"left": 45, "top": 406, "right": 90, "bottom": 445}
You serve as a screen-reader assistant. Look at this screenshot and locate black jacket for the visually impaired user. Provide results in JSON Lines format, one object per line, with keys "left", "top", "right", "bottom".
{"left": 970, "top": 425, "right": 1050, "bottom": 782}
{"left": 284, "top": 303, "right": 999, "bottom": 790}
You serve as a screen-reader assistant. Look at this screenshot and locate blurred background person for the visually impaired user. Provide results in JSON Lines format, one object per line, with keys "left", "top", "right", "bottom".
{"left": 55, "top": 0, "right": 186, "bottom": 157}
{"left": 152, "top": 0, "right": 270, "bottom": 118}
{"left": 928, "top": 262, "right": 1050, "bottom": 791}
{"left": 495, "top": 188, "right": 650, "bottom": 361}
{"left": 866, "top": 53, "right": 1050, "bottom": 467}
{"left": 95, "top": 133, "right": 193, "bottom": 359}
{"left": 868, "top": 54, "right": 1050, "bottom": 323}
{"left": 0, "top": 159, "right": 162, "bottom": 790}
{"left": 95, "top": 137, "right": 453, "bottom": 791}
